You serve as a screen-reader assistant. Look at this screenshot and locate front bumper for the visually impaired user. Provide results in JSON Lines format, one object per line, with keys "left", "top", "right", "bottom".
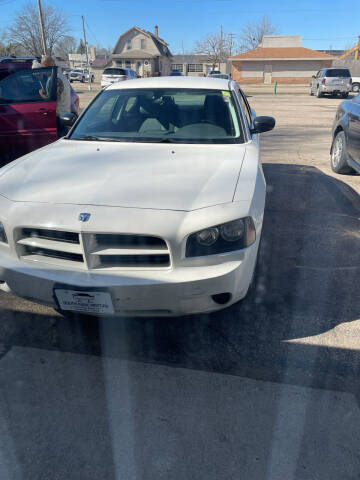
{"left": 0, "top": 241, "right": 259, "bottom": 316}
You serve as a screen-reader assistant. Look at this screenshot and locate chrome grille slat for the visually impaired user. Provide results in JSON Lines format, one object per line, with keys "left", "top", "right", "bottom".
{"left": 18, "top": 237, "right": 82, "bottom": 254}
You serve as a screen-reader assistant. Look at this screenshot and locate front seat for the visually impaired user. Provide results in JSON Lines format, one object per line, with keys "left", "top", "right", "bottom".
{"left": 203, "top": 94, "right": 231, "bottom": 133}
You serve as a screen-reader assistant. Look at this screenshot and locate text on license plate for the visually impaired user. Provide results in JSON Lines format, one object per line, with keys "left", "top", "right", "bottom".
{"left": 55, "top": 289, "right": 114, "bottom": 314}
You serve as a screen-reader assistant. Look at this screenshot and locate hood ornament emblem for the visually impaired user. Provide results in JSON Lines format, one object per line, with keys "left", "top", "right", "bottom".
{"left": 79, "top": 213, "right": 91, "bottom": 222}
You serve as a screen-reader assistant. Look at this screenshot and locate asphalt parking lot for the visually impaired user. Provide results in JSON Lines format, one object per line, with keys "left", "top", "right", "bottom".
{"left": 1, "top": 87, "right": 360, "bottom": 479}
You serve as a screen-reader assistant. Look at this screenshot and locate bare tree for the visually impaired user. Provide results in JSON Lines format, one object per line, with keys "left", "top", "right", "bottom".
{"left": 194, "top": 33, "right": 230, "bottom": 69}
{"left": 55, "top": 35, "right": 76, "bottom": 59}
{"left": 6, "top": 2, "right": 70, "bottom": 57}
{"left": 238, "top": 16, "right": 278, "bottom": 52}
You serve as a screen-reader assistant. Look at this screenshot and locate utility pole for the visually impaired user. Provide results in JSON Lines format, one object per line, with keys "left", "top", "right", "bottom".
{"left": 81, "top": 15, "right": 92, "bottom": 91}
{"left": 37, "top": 0, "right": 47, "bottom": 57}
{"left": 228, "top": 33, "right": 236, "bottom": 57}
{"left": 220, "top": 25, "right": 223, "bottom": 61}
{"left": 355, "top": 35, "right": 360, "bottom": 61}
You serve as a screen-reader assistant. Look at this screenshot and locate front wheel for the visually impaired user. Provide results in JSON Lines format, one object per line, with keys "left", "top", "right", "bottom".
{"left": 341, "top": 92, "right": 349, "bottom": 98}
{"left": 352, "top": 83, "right": 360, "bottom": 93}
{"left": 331, "top": 131, "right": 354, "bottom": 174}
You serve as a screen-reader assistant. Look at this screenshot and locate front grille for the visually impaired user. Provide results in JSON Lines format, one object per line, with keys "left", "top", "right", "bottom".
{"left": 22, "top": 228, "right": 79, "bottom": 244}
{"left": 86, "top": 233, "right": 170, "bottom": 269}
{"left": 16, "top": 229, "right": 170, "bottom": 269}
{"left": 16, "top": 228, "right": 84, "bottom": 268}
{"left": 98, "top": 254, "right": 170, "bottom": 267}
{"left": 24, "top": 246, "right": 83, "bottom": 263}
{"left": 93, "top": 234, "right": 166, "bottom": 248}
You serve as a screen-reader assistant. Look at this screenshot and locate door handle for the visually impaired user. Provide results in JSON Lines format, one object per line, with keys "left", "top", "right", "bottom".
{"left": 37, "top": 108, "right": 48, "bottom": 116}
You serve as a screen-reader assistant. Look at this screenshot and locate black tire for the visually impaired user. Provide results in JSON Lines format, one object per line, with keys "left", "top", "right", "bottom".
{"left": 341, "top": 92, "right": 349, "bottom": 98}
{"left": 70, "top": 80, "right": 73, "bottom": 83}
{"left": 81, "top": 77, "right": 85, "bottom": 83}
{"left": 331, "top": 131, "right": 354, "bottom": 174}
{"left": 316, "top": 86, "right": 323, "bottom": 98}
{"left": 352, "top": 83, "right": 360, "bottom": 93}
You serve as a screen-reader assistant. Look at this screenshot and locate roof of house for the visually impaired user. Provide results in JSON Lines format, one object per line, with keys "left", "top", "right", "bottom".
{"left": 91, "top": 57, "right": 112, "bottom": 68}
{"left": 113, "top": 26, "right": 172, "bottom": 58}
{"left": 112, "top": 50, "right": 156, "bottom": 59}
{"left": 230, "top": 47, "right": 336, "bottom": 61}
{"left": 172, "top": 54, "right": 214, "bottom": 63}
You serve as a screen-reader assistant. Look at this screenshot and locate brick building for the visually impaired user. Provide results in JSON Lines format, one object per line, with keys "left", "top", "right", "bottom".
{"left": 230, "top": 35, "right": 335, "bottom": 84}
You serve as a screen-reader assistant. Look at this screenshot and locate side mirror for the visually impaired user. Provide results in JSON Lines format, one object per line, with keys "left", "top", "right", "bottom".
{"left": 250, "top": 116, "right": 275, "bottom": 135}
{"left": 312, "top": 75, "right": 316, "bottom": 79}
{"left": 59, "top": 112, "right": 77, "bottom": 128}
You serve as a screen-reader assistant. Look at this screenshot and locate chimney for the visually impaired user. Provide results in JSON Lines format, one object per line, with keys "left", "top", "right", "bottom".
{"left": 154, "top": 25, "right": 159, "bottom": 38}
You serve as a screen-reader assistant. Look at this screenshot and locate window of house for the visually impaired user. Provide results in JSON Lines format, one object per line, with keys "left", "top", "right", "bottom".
{"left": 140, "top": 39, "right": 146, "bottom": 49}
{"left": 126, "top": 41, "right": 131, "bottom": 50}
{"left": 187, "top": 64, "right": 203, "bottom": 73}
{"left": 116, "top": 60, "right": 122, "bottom": 67}
{"left": 171, "top": 64, "right": 183, "bottom": 72}
{"left": 125, "top": 60, "right": 131, "bottom": 68}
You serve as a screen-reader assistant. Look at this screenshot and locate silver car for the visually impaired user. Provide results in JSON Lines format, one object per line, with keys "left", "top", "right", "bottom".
{"left": 309, "top": 67, "right": 352, "bottom": 98}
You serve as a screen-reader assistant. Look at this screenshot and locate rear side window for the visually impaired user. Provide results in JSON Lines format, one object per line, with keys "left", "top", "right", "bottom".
{"left": 103, "top": 68, "right": 126, "bottom": 76}
{"left": 325, "top": 69, "right": 351, "bottom": 77}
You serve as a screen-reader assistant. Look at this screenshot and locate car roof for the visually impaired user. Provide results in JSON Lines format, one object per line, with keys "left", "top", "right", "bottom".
{"left": 107, "top": 76, "right": 231, "bottom": 91}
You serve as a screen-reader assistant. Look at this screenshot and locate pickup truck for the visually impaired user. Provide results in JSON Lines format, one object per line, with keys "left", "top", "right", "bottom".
{"left": 352, "top": 77, "right": 360, "bottom": 93}
{"left": 69, "top": 68, "right": 94, "bottom": 83}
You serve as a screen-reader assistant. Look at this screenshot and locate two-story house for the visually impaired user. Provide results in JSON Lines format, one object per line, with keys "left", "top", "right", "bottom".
{"left": 111, "top": 26, "right": 172, "bottom": 77}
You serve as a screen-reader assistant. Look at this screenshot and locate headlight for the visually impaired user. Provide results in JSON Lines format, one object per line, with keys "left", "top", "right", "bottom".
{"left": 186, "top": 217, "right": 256, "bottom": 257}
{"left": 196, "top": 227, "right": 219, "bottom": 246}
{"left": 0, "top": 222, "right": 8, "bottom": 244}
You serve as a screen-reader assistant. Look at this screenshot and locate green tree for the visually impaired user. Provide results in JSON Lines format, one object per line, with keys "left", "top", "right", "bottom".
{"left": 77, "top": 39, "right": 86, "bottom": 54}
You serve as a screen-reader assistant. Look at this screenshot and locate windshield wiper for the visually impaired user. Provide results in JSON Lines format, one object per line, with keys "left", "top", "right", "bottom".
{"left": 72, "top": 135, "right": 117, "bottom": 142}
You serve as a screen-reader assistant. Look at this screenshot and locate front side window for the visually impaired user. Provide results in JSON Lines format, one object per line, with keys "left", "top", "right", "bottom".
{"left": 0, "top": 66, "right": 56, "bottom": 104}
{"left": 69, "top": 88, "right": 244, "bottom": 144}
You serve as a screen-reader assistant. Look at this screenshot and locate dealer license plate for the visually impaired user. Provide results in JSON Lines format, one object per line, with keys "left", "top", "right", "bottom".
{"left": 55, "top": 289, "right": 114, "bottom": 314}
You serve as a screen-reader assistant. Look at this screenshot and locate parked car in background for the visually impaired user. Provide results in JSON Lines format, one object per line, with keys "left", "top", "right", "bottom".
{"left": 309, "top": 67, "right": 352, "bottom": 98}
{"left": 170, "top": 70, "right": 182, "bottom": 76}
{"left": 69, "top": 68, "right": 94, "bottom": 83}
{"left": 101, "top": 67, "right": 137, "bottom": 88}
{"left": 0, "top": 66, "right": 76, "bottom": 164}
{"left": 351, "top": 76, "right": 360, "bottom": 93}
{"left": 207, "top": 70, "right": 221, "bottom": 77}
{"left": 0, "top": 76, "right": 275, "bottom": 317}
{"left": 209, "top": 73, "right": 230, "bottom": 80}
{"left": 330, "top": 92, "right": 360, "bottom": 174}
{"left": 0, "top": 56, "right": 39, "bottom": 81}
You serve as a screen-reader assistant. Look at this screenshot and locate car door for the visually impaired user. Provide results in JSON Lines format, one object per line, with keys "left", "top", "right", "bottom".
{"left": 347, "top": 94, "right": 360, "bottom": 165}
{"left": 0, "top": 66, "right": 57, "bottom": 162}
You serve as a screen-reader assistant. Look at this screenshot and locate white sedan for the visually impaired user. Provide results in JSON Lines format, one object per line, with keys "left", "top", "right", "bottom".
{"left": 0, "top": 76, "right": 275, "bottom": 316}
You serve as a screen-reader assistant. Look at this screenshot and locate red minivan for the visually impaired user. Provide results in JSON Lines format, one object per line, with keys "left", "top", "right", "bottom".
{"left": 0, "top": 66, "right": 58, "bottom": 164}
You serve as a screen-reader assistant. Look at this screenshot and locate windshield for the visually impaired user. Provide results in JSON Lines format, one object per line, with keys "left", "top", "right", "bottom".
{"left": 73, "top": 69, "right": 82, "bottom": 73}
{"left": 326, "top": 69, "right": 351, "bottom": 77}
{"left": 70, "top": 88, "right": 244, "bottom": 143}
{"left": 103, "top": 68, "right": 126, "bottom": 75}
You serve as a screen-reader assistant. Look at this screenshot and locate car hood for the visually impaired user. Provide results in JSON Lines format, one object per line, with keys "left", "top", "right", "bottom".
{"left": 0, "top": 140, "right": 246, "bottom": 211}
